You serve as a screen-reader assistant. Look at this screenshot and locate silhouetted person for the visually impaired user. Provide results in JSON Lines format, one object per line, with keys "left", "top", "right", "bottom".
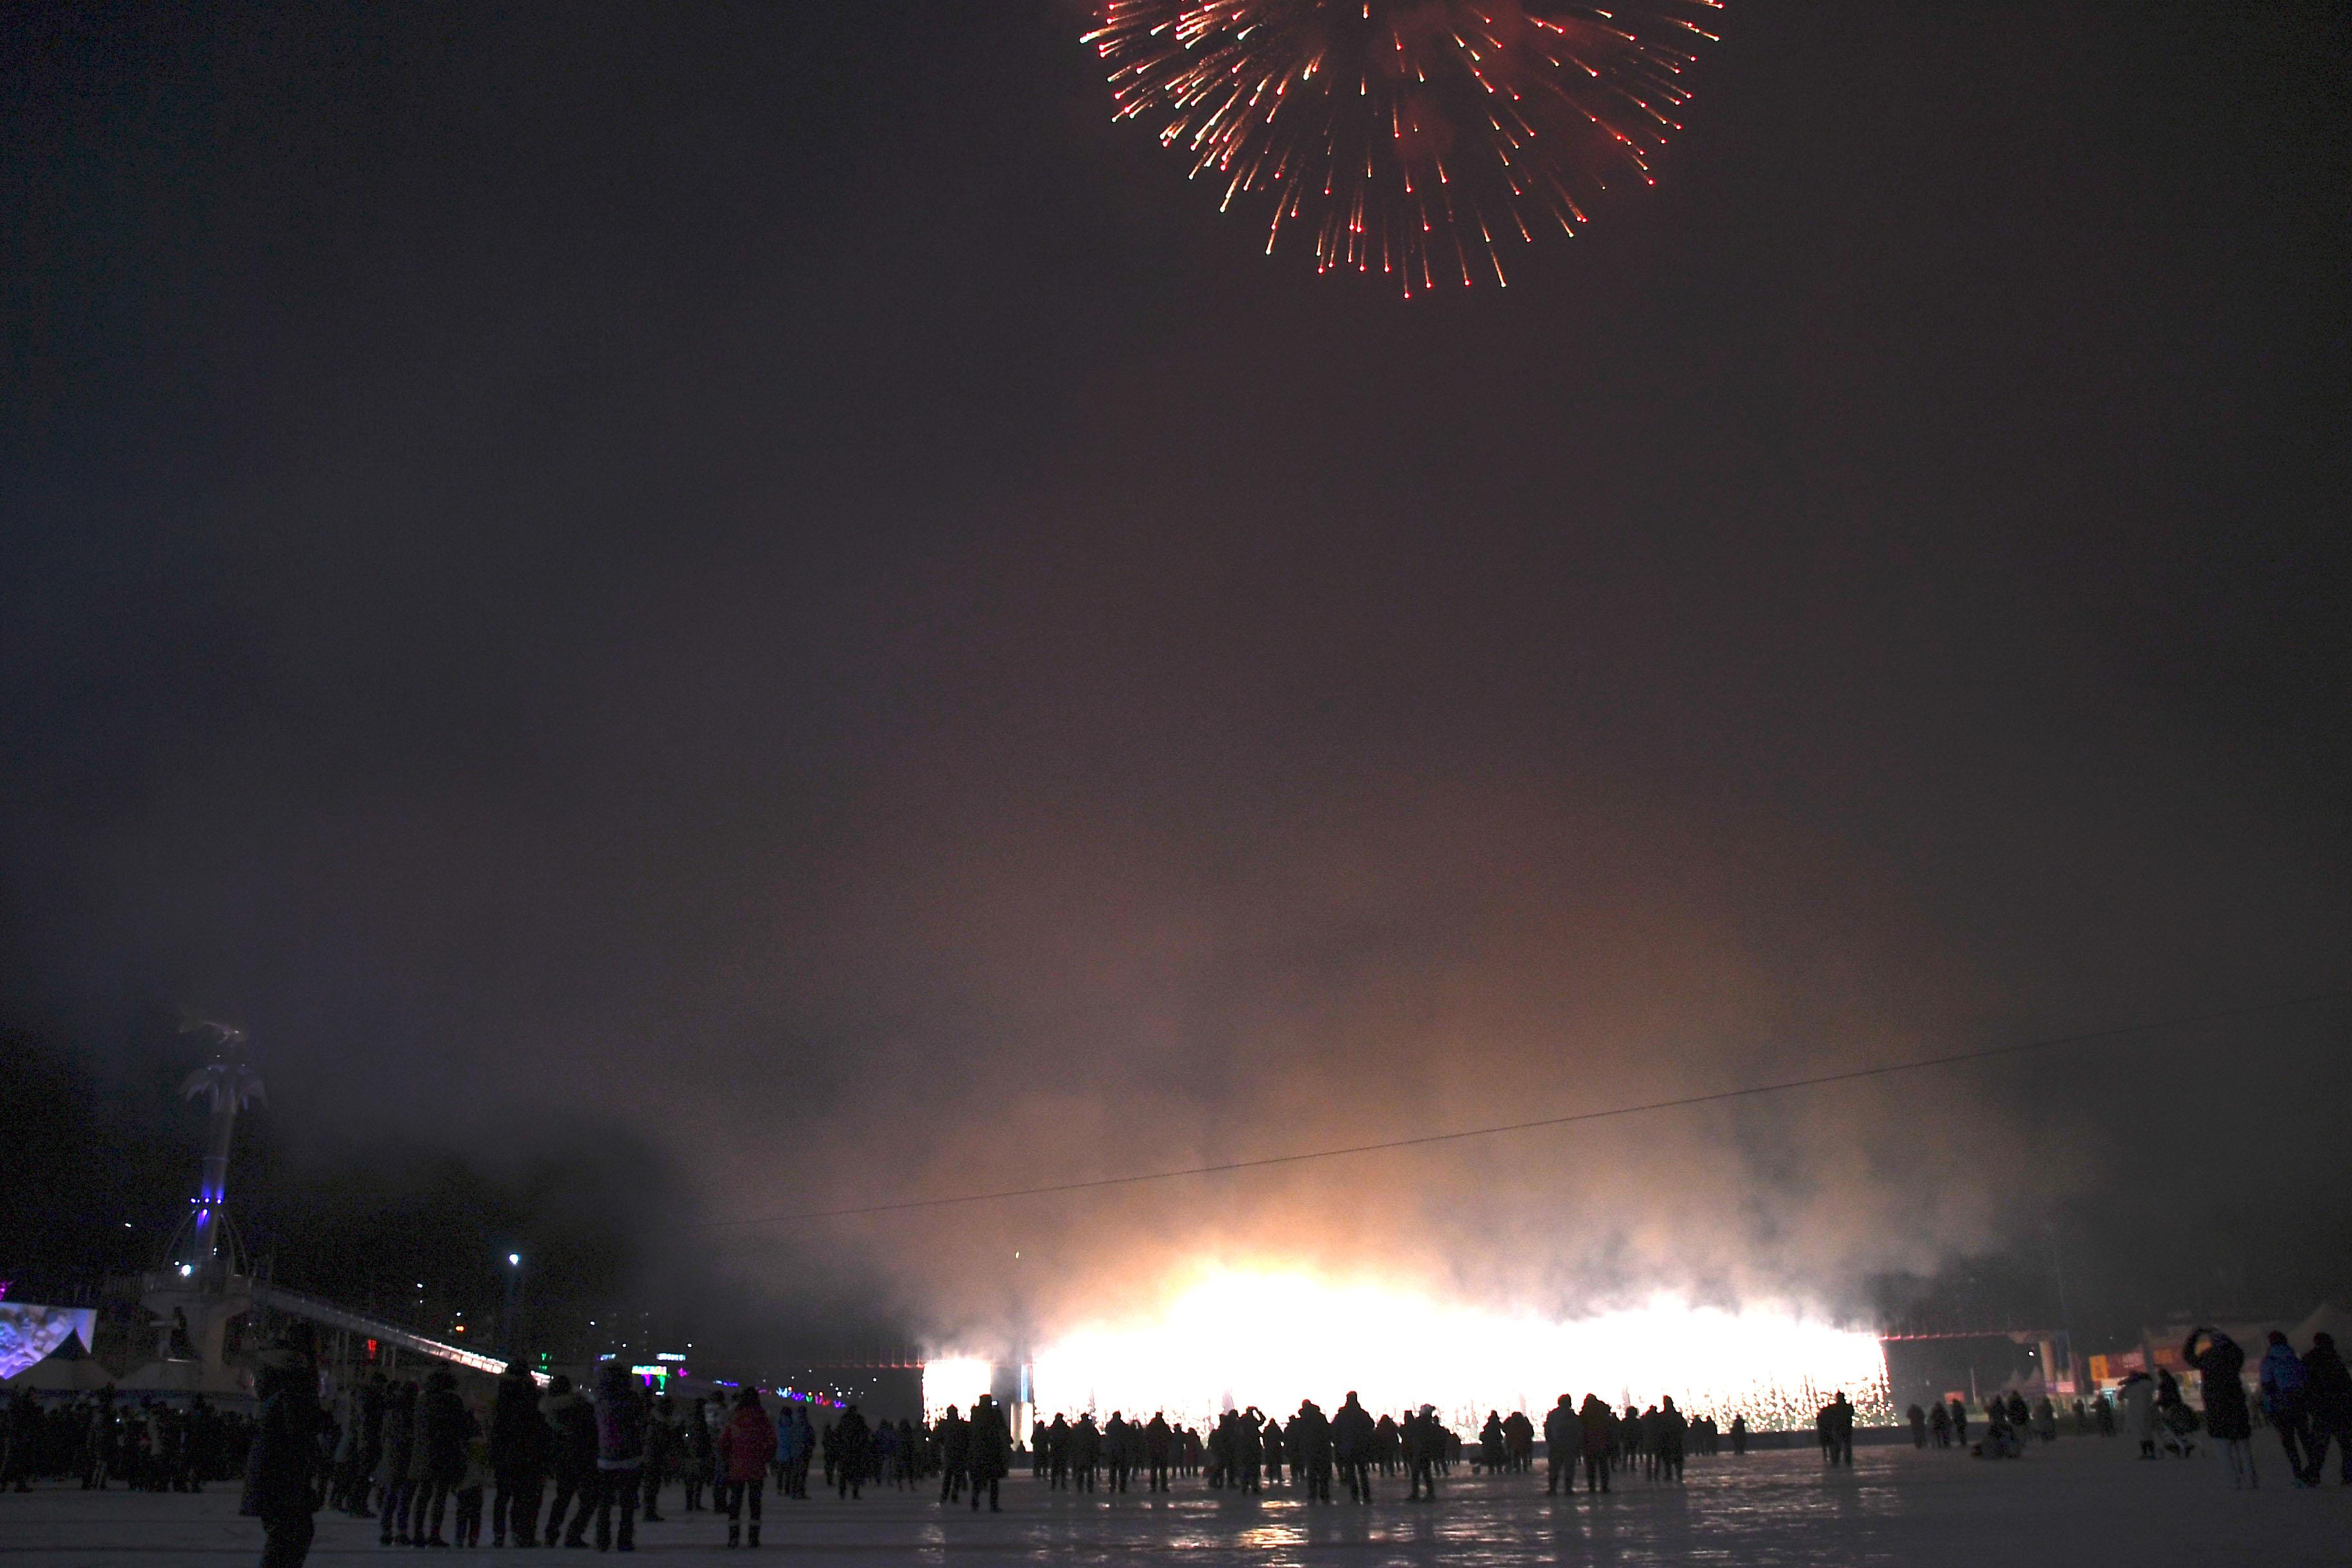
{"left": 1105, "top": 1411, "right": 1133, "bottom": 1492}
{"left": 936, "top": 1405, "right": 968, "bottom": 1503}
{"left": 1578, "top": 1395, "right": 1614, "bottom": 1491}
{"left": 416, "top": 1369, "right": 470, "bottom": 1547}
{"left": 966, "top": 1395, "right": 1010, "bottom": 1512}
{"left": 243, "top": 1327, "right": 322, "bottom": 1568}
{"left": 2300, "top": 1332, "right": 2352, "bottom": 1485}
{"left": 1333, "top": 1393, "right": 1375, "bottom": 1503}
{"left": 640, "top": 1397, "right": 678, "bottom": 1522}
{"left": 1907, "top": 1404, "right": 1927, "bottom": 1448}
{"left": 543, "top": 1376, "right": 598, "bottom": 1545}
{"left": 488, "top": 1363, "right": 547, "bottom": 1547}
{"left": 1504, "top": 1409, "right": 1534, "bottom": 1473}
{"left": 1290, "top": 1400, "right": 1333, "bottom": 1502}
{"left": 1404, "top": 1407, "right": 1441, "bottom": 1500}
{"left": 1656, "top": 1398, "right": 1687, "bottom": 1483}
{"left": 1478, "top": 1411, "right": 1505, "bottom": 1475}
{"left": 1542, "top": 1395, "right": 1580, "bottom": 1495}
{"left": 2153, "top": 1369, "right": 2197, "bottom": 1458}
{"left": 832, "top": 1405, "right": 872, "bottom": 1500}
{"left": 376, "top": 1382, "right": 417, "bottom": 1545}
{"left": 1071, "top": 1413, "right": 1101, "bottom": 1492}
{"left": 1823, "top": 1392, "right": 1855, "bottom": 1467}
{"left": 350, "top": 1375, "right": 386, "bottom": 1516}
{"left": 2184, "top": 1328, "right": 2255, "bottom": 1487}
{"left": 1144, "top": 1413, "right": 1173, "bottom": 1492}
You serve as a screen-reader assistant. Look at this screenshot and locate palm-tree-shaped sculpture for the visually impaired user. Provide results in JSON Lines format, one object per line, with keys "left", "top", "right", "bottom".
{"left": 179, "top": 1018, "right": 264, "bottom": 1267}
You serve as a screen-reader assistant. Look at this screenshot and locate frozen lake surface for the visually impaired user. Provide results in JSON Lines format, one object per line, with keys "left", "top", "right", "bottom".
{"left": 5, "top": 1441, "right": 2347, "bottom": 1565}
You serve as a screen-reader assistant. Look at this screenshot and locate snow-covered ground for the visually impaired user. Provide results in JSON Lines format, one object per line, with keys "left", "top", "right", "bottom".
{"left": 5, "top": 1440, "right": 2346, "bottom": 1565}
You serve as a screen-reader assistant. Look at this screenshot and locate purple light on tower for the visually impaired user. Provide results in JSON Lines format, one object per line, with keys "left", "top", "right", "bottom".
{"left": 179, "top": 1022, "right": 263, "bottom": 1262}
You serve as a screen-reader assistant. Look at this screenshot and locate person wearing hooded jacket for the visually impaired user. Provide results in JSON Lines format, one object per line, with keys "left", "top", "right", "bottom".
{"left": 591, "top": 1363, "right": 649, "bottom": 1551}
{"left": 489, "top": 1362, "right": 549, "bottom": 1547}
{"left": 2258, "top": 1330, "right": 2315, "bottom": 1484}
{"left": 778, "top": 1405, "right": 814, "bottom": 1499}
{"left": 243, "top": 1328, "right": 323, "bottom": 1568}
{"left": 2183, "top": 1328, "right": 2255, "bottom": 1487}
{"left": 541, "top": 1375, "right": 598, "bottom": 1548}
{"left": 715, "top": 1387, "right": 778, "bottom": 1547}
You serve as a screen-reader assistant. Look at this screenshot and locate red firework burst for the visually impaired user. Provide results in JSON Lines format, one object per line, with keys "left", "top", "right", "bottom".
{"left": 1085, "top": 1, "right": 1721, "bottom": 296}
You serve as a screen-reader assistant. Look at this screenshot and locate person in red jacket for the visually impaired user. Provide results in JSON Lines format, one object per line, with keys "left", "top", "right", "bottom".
{"left": 715, "top": 1388, "right": 779, "bottom": 1549}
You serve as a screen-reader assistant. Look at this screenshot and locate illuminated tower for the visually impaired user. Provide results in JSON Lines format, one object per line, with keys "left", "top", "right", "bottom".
{"left": 142, "top": 1019, "right": 262, "bottom": 1391}
{"left": 174, "top": 1021, "right": 262, "bottom": 1269}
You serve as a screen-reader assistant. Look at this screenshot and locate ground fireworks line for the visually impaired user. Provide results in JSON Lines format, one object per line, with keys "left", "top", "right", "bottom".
{"left": 709, "top": 986, "right": 2349, "bottom": 1229}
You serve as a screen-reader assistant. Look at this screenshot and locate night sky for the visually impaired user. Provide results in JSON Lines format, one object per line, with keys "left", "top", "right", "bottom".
{"left": 5, "top": 2, "right": 2349, "bottom": 1360}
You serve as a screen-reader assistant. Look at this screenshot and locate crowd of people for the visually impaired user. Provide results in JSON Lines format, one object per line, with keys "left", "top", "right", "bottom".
{"left": 2108, "top": 1327, "right": 2352, "bottom": 1490}
{"left": 1004, "top": 1390, "right": 1733, "bottom": 1504}
{"left": 15, "top": 1317, "right": 2351, "bottom": 1565}
{"left": 1886, "top": 1326, "right": 2352, "bottom": 1491}
{"left": 1, "top": 1386, "right": 248, "bottom": 1492}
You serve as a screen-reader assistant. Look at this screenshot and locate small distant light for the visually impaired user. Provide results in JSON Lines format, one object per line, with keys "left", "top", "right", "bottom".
{"left": 178, "top": 1264, "right": 193, "bottom": 1277}
{"left": 124, "top": 1222, "right": 134, "bottom": 1230}
{"left": 507, "top": 1253, "right": 521, "bottom": 1266}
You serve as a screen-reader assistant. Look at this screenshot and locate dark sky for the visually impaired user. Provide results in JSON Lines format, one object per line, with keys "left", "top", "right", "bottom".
{"left": 5, "top": 1, "right": 2349, "bottom": 1355}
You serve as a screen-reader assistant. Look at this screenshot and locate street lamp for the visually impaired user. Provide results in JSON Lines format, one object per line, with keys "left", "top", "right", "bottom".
{"left": 500, "top": 1251, "right": 526, "bottom": 1358}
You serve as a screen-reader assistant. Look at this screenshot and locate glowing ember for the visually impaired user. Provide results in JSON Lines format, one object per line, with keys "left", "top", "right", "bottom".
{"left": 933, "top": 1269, "right": 1890, "bottom": 1434}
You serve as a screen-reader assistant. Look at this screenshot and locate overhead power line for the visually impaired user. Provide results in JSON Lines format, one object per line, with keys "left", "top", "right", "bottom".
{"left": 704, "top": 986, "right": 2350, "bottom": 1230}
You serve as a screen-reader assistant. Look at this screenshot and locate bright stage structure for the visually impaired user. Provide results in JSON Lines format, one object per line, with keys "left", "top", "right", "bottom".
{"left": 926, "top": 1269, "right": 1895, "bottom": 1436}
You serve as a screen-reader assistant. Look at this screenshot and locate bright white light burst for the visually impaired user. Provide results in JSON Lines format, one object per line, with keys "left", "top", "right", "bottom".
{"left": 936, "top": 1269, "right": 1891, "bottom": 1435}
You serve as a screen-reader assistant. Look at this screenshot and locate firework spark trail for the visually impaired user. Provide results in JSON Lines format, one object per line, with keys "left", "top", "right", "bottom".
{"left": 1086, "top": 1, "right": 1722, "bottom": 297}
